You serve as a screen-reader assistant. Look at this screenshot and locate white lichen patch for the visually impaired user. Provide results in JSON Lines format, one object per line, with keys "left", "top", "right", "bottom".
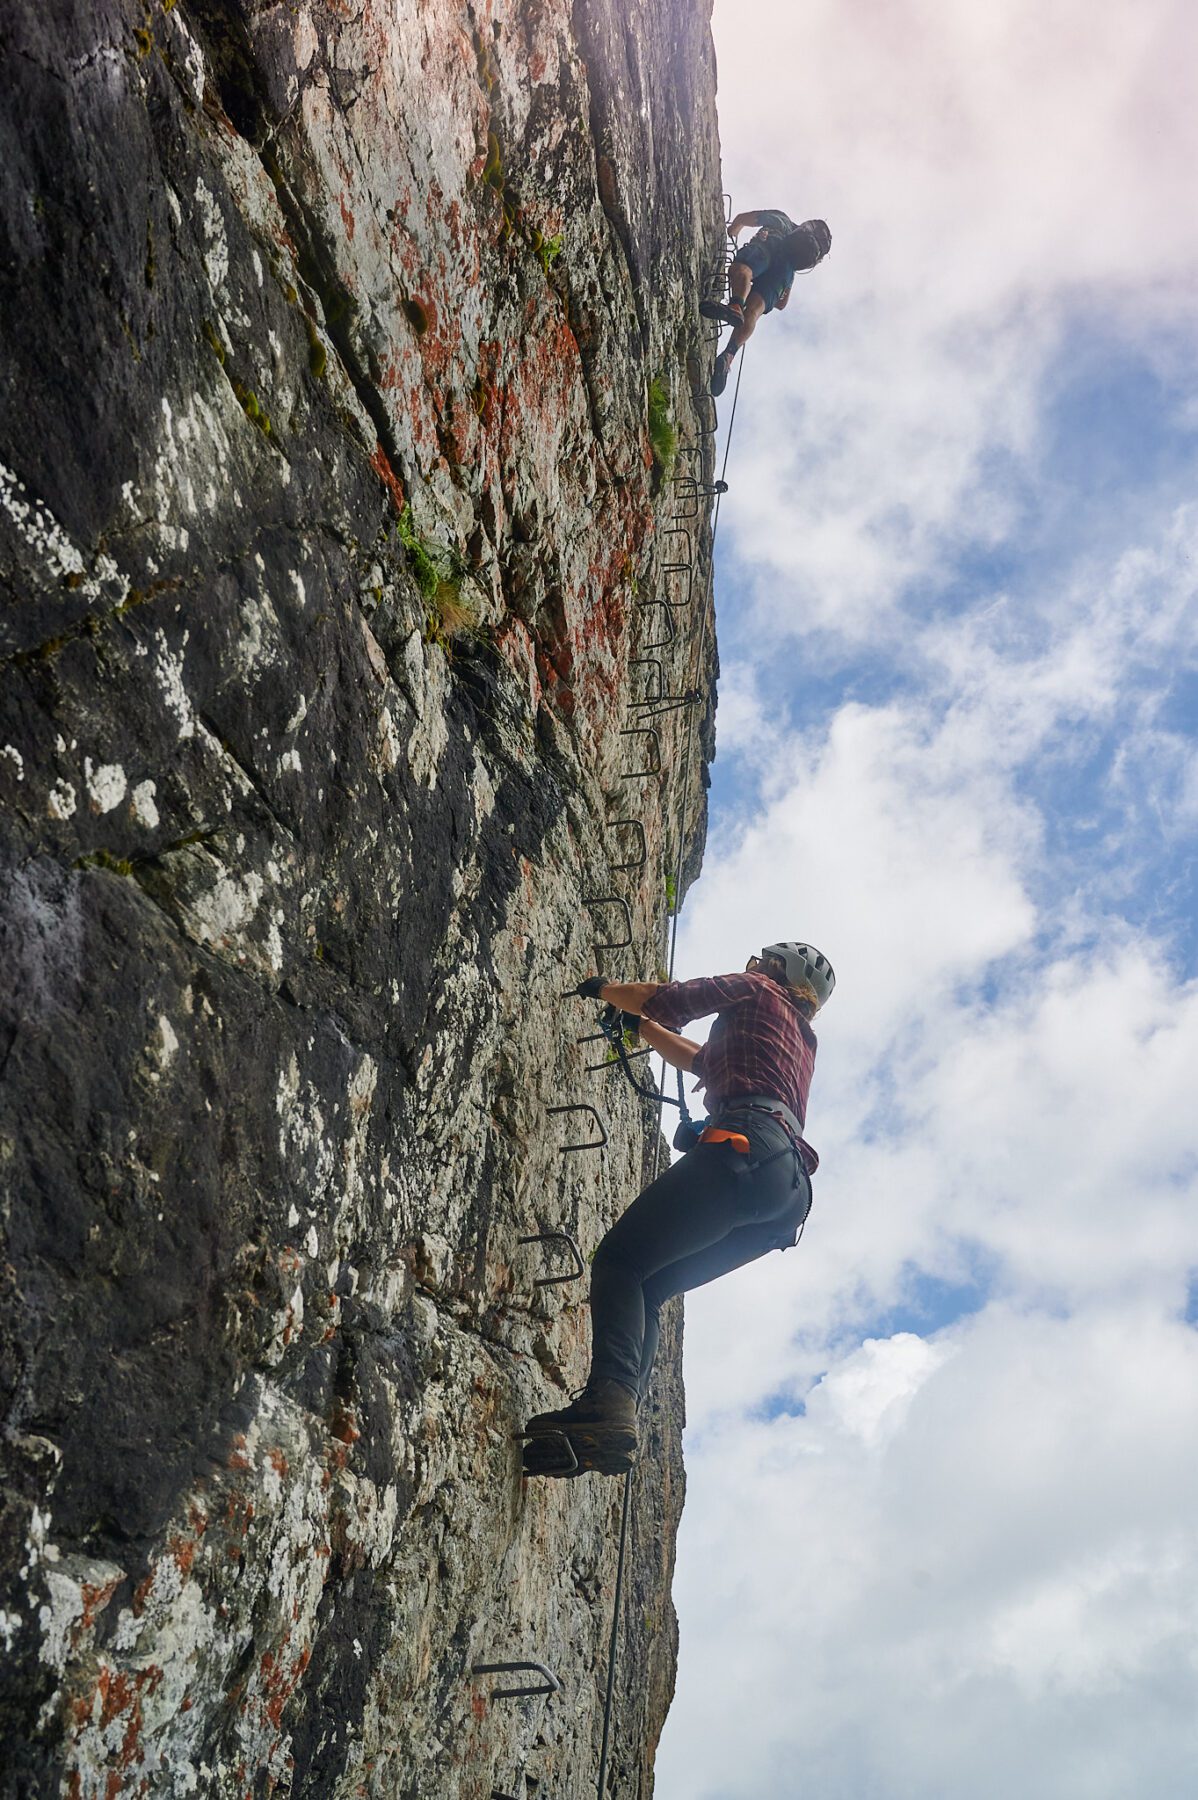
{"left": 1, "top": 462, "right": 83, "bottom": 578}
{"left": 37, "top": 1568, "right": 84, "bottom": 1674}
{"left": 151, "top": 390, "right": 236, "bottom": 535}
{"left": 195, "top": 179, "right": 229, "bottom": 292}
{"left": 0, "top": 461, "right": 128, "bottom": 604}
{"left": 1, "top": 744, "right": 24, "bottom": 780}
{"left": 234, "top": 592, "right": 284, "bottom": 679}
{"left": 154, "top": 630, "right": 197, "bottom": 740}
{"left": 36, "top": 1553, "right": 122, "bottom": 1678}
{"left": 189, "top": 867, "right": 264, "bottom": 945}
{"left": 130, "top": 779, "right": 160, "bottom": 828}
{"left": 83, "top": 759, "right": 128, "bottom": 814}
{"left": 279, "top": 748, "right": 302, "bottom": 775}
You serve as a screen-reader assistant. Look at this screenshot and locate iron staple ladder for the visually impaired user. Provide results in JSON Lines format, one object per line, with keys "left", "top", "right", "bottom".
{"left": 494, "top": 207, "right": 746, "bottom": 1795}
{"left": 594, "top": 241, "right": 747, "bottom": 1799}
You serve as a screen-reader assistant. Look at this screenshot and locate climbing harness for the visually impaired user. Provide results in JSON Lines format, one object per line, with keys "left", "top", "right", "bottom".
{"left": 697, "top": 1126, "right": 750, "bottom": 1152}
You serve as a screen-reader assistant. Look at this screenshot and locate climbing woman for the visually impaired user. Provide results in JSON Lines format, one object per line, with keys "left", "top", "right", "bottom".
{"left": 521, "top": 942, "right": 834, "bottom": 1476}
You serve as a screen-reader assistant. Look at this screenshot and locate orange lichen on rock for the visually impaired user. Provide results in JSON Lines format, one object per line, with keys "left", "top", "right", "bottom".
{"left": 370, "top": 443, "right": 406, "bottom": 514}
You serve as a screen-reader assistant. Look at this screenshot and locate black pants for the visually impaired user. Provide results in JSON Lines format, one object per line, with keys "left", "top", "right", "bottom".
{"left": 588, "top": 1109, "right": 812, "bottom": 1399}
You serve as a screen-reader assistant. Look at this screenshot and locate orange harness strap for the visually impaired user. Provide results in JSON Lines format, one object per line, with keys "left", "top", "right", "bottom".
{"left": 698, "top": 1126, "right": 751, "bottom": 1154}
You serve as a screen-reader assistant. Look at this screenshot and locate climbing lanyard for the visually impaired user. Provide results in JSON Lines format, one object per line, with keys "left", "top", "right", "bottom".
{"left": 594, "top": 1003, "right": 690, "bottom": 1115}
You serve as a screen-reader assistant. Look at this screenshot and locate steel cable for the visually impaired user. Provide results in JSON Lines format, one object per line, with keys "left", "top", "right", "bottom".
{"left": 594, "top": 313, "right": 747, "bottom": 1800}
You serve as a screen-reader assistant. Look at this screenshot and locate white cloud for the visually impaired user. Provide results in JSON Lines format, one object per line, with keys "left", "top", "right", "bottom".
{"left": 658, "top": 1308, "right": 1198, "bottom": 1800}
{"left": 656, "top": 515, "right": 1198, "bottom": 1794}
{"left": 654, "top": 5, "right": 1198, "bottom": 1793}
{"left": 708, "top": 0, "right": 1198, "bottom": 639}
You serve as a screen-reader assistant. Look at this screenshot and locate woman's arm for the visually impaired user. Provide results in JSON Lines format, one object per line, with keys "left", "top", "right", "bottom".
{"left": 598, "top": 980, "right": 661, "bottom": 1015}
{"left": 638, "top": 1017, "right": 702, "bottom": 1073}
{"left": 728, "top": 210, "right": 762, "bottom": 240}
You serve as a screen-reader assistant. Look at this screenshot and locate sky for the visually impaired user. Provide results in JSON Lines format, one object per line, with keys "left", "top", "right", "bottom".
{"left": 653, "top": 3, "right": 1198, "bottom": 1796}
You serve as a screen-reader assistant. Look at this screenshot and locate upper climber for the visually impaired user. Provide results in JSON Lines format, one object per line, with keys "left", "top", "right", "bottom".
{"left": 521, "top": 942, "right": 835, "bottom": 1477}
{"left": 701, "top": 209, "right": 832, "bottom": 395}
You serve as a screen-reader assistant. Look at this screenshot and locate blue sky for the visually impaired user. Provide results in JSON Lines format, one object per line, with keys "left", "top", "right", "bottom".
{"left": 654, "top": 3, "right": 1198, "bottom": 1795}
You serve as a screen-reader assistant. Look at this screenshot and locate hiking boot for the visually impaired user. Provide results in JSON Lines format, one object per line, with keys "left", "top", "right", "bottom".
{"left": 700, "top": 298, "right": 745, "bottom": 327}
{"left": 522, "top": 1379, "right": 638, "bottom": 1474}
{"left": 710, "top": 352, "right": 733, "bottom": 397}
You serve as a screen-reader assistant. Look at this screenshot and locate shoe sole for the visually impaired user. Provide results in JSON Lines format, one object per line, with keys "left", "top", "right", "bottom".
{"left": 519, "top": 1424, "right": 637, "bottom": 1477}
{"left": 699, "top": 300, "right": 743, "bottom": 325}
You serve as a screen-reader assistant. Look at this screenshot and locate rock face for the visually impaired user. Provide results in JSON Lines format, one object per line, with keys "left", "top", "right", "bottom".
{"left": 0, "top": 0, "right": 724, "bottom": 1794}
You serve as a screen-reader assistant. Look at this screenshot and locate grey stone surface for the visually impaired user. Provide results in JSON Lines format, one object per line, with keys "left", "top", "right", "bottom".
{"left": 0, "top": 0, "right": 724, "bottom": 1792}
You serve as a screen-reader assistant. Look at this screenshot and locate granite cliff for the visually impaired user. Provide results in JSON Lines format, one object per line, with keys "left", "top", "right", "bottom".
{"left": 0, "top": 0, "right": 724, "bottom": 1792}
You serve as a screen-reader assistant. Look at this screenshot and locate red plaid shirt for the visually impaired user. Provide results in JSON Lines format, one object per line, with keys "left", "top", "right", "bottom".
{"left": 642, "top": 971, "right": 819, "bottom": 1173}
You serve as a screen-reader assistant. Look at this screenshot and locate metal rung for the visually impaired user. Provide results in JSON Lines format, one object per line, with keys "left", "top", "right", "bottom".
{"left": 630, "top": 655, "right": 666, "bottom": 701}
{"left": 518, "top": 1231, "right": 585, "bottom": 1286}
{"left": 606, "top": 816, "right": 647, "bottom": 872}
{"left": 638, "top": 689, "right": 701, "bottom": 718}
{"left": 672, "top": 474, "right": 728, "bottom": 526}
{"left": 584, "top": 892, "right": 633, "bottom": 952}
{"left": 546, "top": 1102, "right": 607, "bottom": 1153}
{"left": 663, "top": 564, "right": 693, "bottom": 609}
{"left": 661, "top": 526, "right": 692, "bottom": 573}
{"left": 517, "top": 1429, "right": 580, "bottom": 1477}
{"left": 636, "top": 600, "right": 675, "bottom": 650}
{"left": 618, "top": 726, "right": 661, "bottom": 779}
{"left": 692, "top": 391, "right": 718, "bottom": 438}
{"left": 472, "top": 1660, "right": 562, "bottom": 1702}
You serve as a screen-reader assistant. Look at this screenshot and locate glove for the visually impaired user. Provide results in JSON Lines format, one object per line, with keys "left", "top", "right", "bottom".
{"left": 572, "top": 975, "right": 606, "bottom": 1000}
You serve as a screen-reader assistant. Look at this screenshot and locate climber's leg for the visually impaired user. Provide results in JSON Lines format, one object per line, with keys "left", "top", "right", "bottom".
{"left": 521, "top": 1116, "right": 808, "bottom": 1476}
{"left": 636, "top": 1187, "right": 810, "bottom": 1399}
{"left": 729, "top": 256, "right": 754, "bottom": 304}
{"left": 588, "top": 1110, "right": 805, "bottom": 1392}
{"left": 711, "top": 292, "right": 768, "bottom": 394}
{"left": 700, "top": 249, "right": 757, "bottom": 326}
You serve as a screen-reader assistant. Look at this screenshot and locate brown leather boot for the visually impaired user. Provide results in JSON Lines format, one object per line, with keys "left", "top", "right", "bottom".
{"left": 522, "top": 1379, "right": 638, "bottom": 1473}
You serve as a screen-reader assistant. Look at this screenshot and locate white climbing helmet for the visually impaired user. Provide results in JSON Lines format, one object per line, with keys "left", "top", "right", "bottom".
{"left": 759, "top": 942, "right": 836, "bottom": 1008}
